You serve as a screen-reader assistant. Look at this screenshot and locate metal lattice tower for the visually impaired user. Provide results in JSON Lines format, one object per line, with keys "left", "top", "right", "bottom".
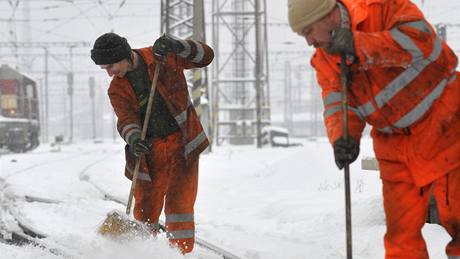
{"left": 284, "top": 62, "right": 323, "bottom": 138}
{"left": 212, "top": 0, "right": 270, "bottom": 146}
{"left": 160, "top": 0, "right": 211, "bottom": 147}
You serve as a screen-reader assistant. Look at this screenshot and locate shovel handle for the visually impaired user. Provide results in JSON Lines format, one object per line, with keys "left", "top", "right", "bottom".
{"left": 340, "top": 54, "right": 350, "bottom": 139}
{"left": 126, "top": 62, "right": 161, "bottom": 215}
{"left": 340, "top": 53, "right": 353, "bottom": 259}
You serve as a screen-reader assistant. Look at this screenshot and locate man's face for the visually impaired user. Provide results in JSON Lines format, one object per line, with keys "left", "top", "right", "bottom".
{"left": 99, "top": 59, "right": 129, "bottom": 78}
{"left": 299, "top": 14, "right": 335, "bottom": 50}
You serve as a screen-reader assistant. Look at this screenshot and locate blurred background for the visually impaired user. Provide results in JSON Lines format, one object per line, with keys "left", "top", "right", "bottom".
{"left": 0, "top": 0, "right": 457, "bottom": 151}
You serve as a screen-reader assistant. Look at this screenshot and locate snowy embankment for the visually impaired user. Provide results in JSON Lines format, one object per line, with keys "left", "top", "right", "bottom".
{"left": 0, "top": 137, "right": 451, "bottom": 258}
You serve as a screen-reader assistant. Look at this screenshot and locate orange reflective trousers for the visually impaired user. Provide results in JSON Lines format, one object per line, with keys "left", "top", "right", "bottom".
{"left": 133, "top": 131, "right": 198, "bottom": 254}
{"left": 382, "top": 168, "right": 460, "bottom": 259}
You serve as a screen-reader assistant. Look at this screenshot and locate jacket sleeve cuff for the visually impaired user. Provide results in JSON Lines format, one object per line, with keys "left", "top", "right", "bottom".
{"left": 126, "top": 130, "right": 141, "bottom": 145}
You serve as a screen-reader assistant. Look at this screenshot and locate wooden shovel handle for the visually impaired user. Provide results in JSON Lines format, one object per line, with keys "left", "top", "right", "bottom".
{"left": 126, "top": 63, "right": 161, "bottom": 215}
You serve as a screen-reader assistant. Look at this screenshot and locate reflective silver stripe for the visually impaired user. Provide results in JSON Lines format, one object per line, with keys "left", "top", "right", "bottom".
{"left": 185, "top": 131, "right": 207, "bottom": 156}
{"left": 125, "top": 128, "right": 141, "bottom": 145}
{"left": 390, "top": 20, "right": 431, "bottom": 61}
{"left": 448, "top": 255, "right": 460, "bottom": 259}
{"left": 393, "top": 75, "right": 450, "bottom": 128}
{"left": 343, "top": 21, "right": 438, "bottom": 122}
{"left": 191, "top": 40, "right": 205, "bottom": 63}
{"left": 374, "top": 36, "right": 443, "bottom": 109}
{"left": 175, "top": 109, "right": 188, "bottom": 125}
{"left": 400, "top": 20, "right": 432, "bottom": 34}
{"left": 323, "top": 105, "right": 340, "bottom": 118}
{"left": 323, "top": 92, "right": 341, "bottom": 106}
{"left": 427, "top": 37, "right": 443, "bottom": 61}
{"left": 378, "top": 73, "right": 456, "bottom": 133}
{"left": 357, "top": 101, "right": 375, "bottom": 117}
{"left": 175, "top": 102, "right": 192, "bottom": 125}
{"left": 358, "top": 38, "right": 442, "bottom": 117}
{"left": 121, "top": 123, "right": 140, "bottom": 138}
{"left": 125, "top": 165, "right": 152, "bottom": 181}
{"left": 323, "top": 105, "right": 364, "bottom": 121}
{"left": 358, "top": 35, "right": 443, "bottom": 119}
{"left": 449, "top": 73, "right": 457, "bottom": 83}
{"left": 178, "top": 40, "right": 192, "bottom": 59}
{"left": 167, "top": 230, "right": 194, "bottom": 239}
{"left": 166, "top": 213, "right": 194, "bottom": 223}
{"left": 390, "top": 28, "right": 424, "bottom": 60}
{"left": 377, "top": 127, "right": 393, "bottom": 134}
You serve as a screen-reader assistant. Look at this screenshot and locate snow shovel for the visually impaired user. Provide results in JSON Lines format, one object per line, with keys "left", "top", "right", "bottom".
{"left": 98, "top": 61, "right": 162, "bottom": 237}
{"left": 340, "top": 53, "right": 353, "bottom": 259}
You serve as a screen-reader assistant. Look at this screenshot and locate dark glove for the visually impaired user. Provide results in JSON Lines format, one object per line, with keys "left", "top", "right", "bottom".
{"left": 326, "top": 28, "right": 355, "bottom": 57}
{"left": 129, "top": 137, "right": 152, "bottom": 157}
{"left": 152, "top": 34, "right": 185, "bottom": 58}
{"left": 333, "top": 137, "right": 359, "bottom": 170}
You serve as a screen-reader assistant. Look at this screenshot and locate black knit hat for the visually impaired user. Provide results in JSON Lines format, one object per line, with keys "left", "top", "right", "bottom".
{"left": 91, "top": 32, "right": 131, "bottom": 65}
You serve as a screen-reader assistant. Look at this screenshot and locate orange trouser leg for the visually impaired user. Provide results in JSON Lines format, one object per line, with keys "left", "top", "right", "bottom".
{"left": 132, "top": 133, "right": 181, "bottom": 230}
{"left": 133, "top": 168, "right": 167, "bottom": 232}
{"left": 133, "top": 132, "right": 198, "bottom": 254}
{"left": 164, "top": 158, "right": 198, "bottom": 254}
{"left": 434, "top": 168, "right": 460, "bottom": 257}
{"left": 382, "top": 179, "right": 430, "bottom": 259}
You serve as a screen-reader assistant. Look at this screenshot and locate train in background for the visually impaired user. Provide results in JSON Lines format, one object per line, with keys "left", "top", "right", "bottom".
{"left": 0, "top": 64, "right": 40, "bottom": 152}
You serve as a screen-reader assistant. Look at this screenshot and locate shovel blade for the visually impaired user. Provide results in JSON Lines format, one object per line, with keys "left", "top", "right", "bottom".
{"left": 98, "top": 210, "right": 150, "bottom": 238}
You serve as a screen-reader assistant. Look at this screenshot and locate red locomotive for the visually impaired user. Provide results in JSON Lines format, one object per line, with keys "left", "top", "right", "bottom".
{"left": 0, "top": 64, "right": 40, "bottom": 152}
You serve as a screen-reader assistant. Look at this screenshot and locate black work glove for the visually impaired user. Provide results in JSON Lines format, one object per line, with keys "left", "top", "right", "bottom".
{"left": 326, "top": 28, "right": 356, "bottom": 57}
{"left": 152, "top": 34, "right": 185, "bottom": 58}
{"left": 129, "top": 137, "right": 152, "bottom": 157}
{"left": 333, "top": 137, "right": 359, "bottom": 170}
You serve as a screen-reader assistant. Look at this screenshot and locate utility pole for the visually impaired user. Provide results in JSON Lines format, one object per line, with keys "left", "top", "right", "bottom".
{"left": 38, "top": 78, "right": 45, "bottom": 143}
{"left": 255, "top": 0, "right": 262, "bottom": 148}
{"left": 44, "top": 47, "right": 49, "bottom": 143}
{"left": 67, "top": 71, "right": 74, "bottom": 143}
{"left": 284, "top": 60, "right": 292, "bottom": 133}
{"left": 89, "top": 76, "right": 96, "bottom": 139}
{"left": 112, "top": 109, "right": 117, "bottom": 142}
{"left": 68, "top": 46, "right": 75, "bottom": 143}
{"left": 311, "top": 68, "right": 319, "bottom": 137}
{"left": 21, "top": 0, "right": 32, "bottom": 72}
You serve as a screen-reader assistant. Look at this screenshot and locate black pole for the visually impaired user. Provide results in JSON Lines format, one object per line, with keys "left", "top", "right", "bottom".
{"left": 340, "top": 53, "right": 352, "bottom": 259}
{"left": 255, "top": 0, "right": 262, "bottom": 148}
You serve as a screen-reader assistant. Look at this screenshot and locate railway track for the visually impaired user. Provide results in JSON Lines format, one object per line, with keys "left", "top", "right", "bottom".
{"left": 0, "top": 178, "right": 73, "bottom": 258}
{"left": 79, "top": 155, "right": 242, "bottom": 259}
{"left": 0, "top": 150, "right": 243, "bottom": 259}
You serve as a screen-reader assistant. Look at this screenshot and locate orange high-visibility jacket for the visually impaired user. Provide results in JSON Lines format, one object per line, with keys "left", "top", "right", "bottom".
{"left": 312, "top": 0, "right": 460, "bottom": 186}
{"left": 108, "top": 41, "right": 214, "bottom": 179}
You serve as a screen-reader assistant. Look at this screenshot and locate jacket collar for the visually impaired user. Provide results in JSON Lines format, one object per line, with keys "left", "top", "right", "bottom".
{"left": 136, "top": 47, "right": 160, "bottom": 80}
{"left": 339, "top": 0, "right": 368, "bottom": 30}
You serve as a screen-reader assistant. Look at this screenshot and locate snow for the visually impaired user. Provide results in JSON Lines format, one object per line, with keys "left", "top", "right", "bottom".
{"left": 261, "top": 126, "right": 289, "bottom": 134}
{"left": 0, "top": 0, "right": 457, "bottom": 258}
{"left": 0, "top": 137, "right": 451, "bottom": 259}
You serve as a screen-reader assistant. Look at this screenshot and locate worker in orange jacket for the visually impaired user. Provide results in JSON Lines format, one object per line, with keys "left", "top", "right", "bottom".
{"left": 91, "top": 32, "right": 214, "bottom": 253}
{"left": 288, "top": 0, "right": 460, "bottom": 258}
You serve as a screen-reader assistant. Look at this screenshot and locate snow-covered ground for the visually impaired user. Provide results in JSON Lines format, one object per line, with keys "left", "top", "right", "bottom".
{"left": 0, "top": 137, "right": 451, "bottom": 259}
{"left": 0, "top": 0, "right": 457, "bottom": 258}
